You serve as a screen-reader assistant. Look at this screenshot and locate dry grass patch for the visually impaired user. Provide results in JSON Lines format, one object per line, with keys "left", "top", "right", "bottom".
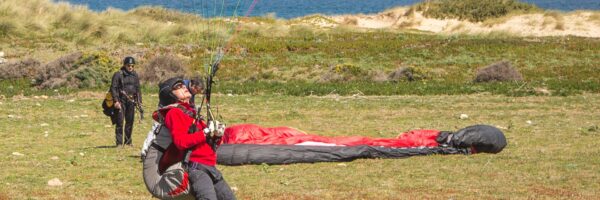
{"left": 543, "top": 11, "right": 566, "bottom": 30}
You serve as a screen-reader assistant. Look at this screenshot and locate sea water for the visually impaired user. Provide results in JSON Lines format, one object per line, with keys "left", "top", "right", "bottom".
{"left": 59, "top": 0, "right": 600, "bottom": 19}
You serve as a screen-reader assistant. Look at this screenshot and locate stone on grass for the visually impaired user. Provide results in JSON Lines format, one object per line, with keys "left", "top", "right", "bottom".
{"left": 12, "top": 152, "right": 24, "bottom": 156}
{"left": 459, "top": 114, "right": 469, "bottom": 119}
{"left": 48, "top": 178, "right": 63, "bottom": 187}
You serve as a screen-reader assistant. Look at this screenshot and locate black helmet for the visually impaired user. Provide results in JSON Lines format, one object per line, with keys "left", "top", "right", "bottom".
{"left": 158, "top": 77, "right": 184, "bottom": 107}
{"left": 123, "top": 56, "right": 136, "bottom": 65}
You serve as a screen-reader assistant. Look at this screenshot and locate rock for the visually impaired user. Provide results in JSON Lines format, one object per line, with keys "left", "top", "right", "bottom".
{"left": 337, "top": 163, "right": 347, "bottom": 167}
{"left": 0, "top": 51, "right": 5, "bottom": 57}
{"left": 12, "top": 152, "right": 24, "bottom": 156}
{"left": 50, "top": 156, "right": 59, "bottom": 160}
{"left": 8, "top": 115, "right": 15, "bottom": 118}
{"left": 40, "top": 123, "right": 49, "bottom": 127}
{"left": 526, "top": 120, "right": 533, "bottom": 125}
{"left": 459, "top": 114, "right": 469, "bottom": 119}
{"left": 47, "top": 178, "right": 63, "bottom": 187}
{"left": 79, "top": 152, "right": 85, "bottom": 156}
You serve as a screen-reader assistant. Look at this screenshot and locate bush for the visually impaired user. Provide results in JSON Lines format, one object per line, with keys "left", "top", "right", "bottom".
{"left": 319, "top": 63, "right": 367, "bottom": 83}
{"left": 138, "top": 55, "right": 189, "bottom": 84}
{"left": 388, "top": 67, "right": 415, "bottom": 82}
{"left": 417, "top": 0, "right": 540, "bottom": 22}
{"left": 0, "top": 58, "right": 41, "bottom": 79}
{"left": 474, "top": 61, "right": 523, "bottom": 82}
{"left": 0, "top": 20, "right": 16, "bottom": 37}
{"left": 35, "top": 51, "right": 118, "bottom": 89}
{"left": 130, "top": 6, "right": 198, "bottom": 23}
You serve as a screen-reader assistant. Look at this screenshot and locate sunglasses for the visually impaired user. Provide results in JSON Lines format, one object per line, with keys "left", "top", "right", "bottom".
{"left": 127, "top": 64, "right": 135, "bottom": 67}
{"left": 172, "top": 82, "right": 186, "bottom": 90}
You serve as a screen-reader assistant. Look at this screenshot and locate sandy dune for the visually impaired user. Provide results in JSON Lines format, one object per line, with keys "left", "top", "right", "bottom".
{"left": 320, "top": 8, "right": 600, "bottom": 38}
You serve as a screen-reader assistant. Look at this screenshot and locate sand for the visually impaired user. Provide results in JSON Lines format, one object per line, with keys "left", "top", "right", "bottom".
{"left": 323, "top": 8, "right": 600, "bottom": 38}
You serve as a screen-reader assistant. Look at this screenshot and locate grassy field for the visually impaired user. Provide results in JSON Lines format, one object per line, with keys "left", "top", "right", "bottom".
{"left": 1, "top": 0, "right": 599, "bottom": 199}
{"left": 0, "top": 92, "right": 599, "bottom": 199}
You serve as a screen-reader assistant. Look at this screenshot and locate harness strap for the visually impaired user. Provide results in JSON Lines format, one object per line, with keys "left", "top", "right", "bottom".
{"left": 151, "top": 142, "right": 166, "bottom": 153}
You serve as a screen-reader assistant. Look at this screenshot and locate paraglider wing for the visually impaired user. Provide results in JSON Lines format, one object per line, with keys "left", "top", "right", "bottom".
{"left": 215, "top": 124, "right": 507, "bottom": 165}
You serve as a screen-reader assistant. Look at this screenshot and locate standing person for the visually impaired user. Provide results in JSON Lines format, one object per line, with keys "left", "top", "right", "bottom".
{"left": 111, "top": 56, "right": 142, "bottom": 147}
{"left": 158, "top": 77, "right": 235, "bottom": 200}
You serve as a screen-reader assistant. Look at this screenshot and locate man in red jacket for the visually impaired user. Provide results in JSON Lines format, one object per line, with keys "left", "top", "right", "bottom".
{"left": 158, "top": 77, "right": 236, "bottom": 200}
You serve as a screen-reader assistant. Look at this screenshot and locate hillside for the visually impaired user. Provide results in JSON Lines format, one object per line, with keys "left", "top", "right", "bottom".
{"left": 0, "top": 0, "right": 599, "bottom": 97}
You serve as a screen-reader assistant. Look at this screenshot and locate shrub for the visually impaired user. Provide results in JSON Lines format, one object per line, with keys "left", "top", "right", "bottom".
{"left": 138, "top": 55, "right": 189, "bottom": 84}
{"left": 0, "top": 58, "right": 42, "bottom": 79}
{"left": 0, "top": 20, "right": 16, "bottom": 37}
{"left": 130, "top": 6, "right": 197, "bottom": 23}
{"left": 417, "top": 0, "right": 540, "bottom": 22}
{"left": 319, "top": 63, "right": 367, "bottom": 82}
{"left": 474, "top": 61, "right": 523, "bottom": 82}
{"left": 35, "top": 51, "right": 118, "bottom": 89}
{"left": 388, "top": 67, "right": 415, "bottom": 82}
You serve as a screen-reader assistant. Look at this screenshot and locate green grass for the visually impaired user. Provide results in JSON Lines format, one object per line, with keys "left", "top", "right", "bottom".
{"left": 0, "top": 92, "right": 599, "bottom": 199}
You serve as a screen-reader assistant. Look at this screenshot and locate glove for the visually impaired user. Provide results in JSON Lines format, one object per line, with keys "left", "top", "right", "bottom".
{"left": 215, "top": 121, "right": 225, "bottom": 137}
{"left": 203, "top": 120, "right": 226, "bottom": 137}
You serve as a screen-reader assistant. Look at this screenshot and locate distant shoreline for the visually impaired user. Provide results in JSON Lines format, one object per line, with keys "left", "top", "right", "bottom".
{"left": 59, "top": 0, "right": 600, "bottom": 19}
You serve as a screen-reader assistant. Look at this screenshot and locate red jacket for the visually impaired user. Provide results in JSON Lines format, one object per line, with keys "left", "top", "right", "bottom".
{"left": 161, "top": 102, "right": 216, "bottom": 167}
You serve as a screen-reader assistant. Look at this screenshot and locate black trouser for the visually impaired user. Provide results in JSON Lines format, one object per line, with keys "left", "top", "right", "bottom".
{"left": 188, "top": 163, "right": 236, "bottom": 200}
{"left": 115, "top": 101, "right": 135, "bottom": 145}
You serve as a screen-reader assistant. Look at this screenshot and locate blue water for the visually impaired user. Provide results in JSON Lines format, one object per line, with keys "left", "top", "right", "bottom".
{"left": 58, "top": 0, "right": 600, "bottom": 19}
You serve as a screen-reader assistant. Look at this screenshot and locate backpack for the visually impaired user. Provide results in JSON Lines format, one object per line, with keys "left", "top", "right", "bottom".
{"left": 101, "top": 91, "right": 115, "bottom": 117}
{"left": 102, "top": 71, "right": 124, "bottom": 117}
{"left": 143, "top": 104, "right": 197, "bottom": 200}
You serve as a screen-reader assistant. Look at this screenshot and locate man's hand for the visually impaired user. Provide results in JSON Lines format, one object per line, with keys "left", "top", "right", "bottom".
{"left": 204, "top": 120, "right": 226, "bottom": 137}
{"left": 114, "top": 101, "right": 121, "bottom": 110}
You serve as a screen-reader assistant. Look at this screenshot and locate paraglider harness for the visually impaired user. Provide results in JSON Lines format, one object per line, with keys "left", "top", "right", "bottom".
{"left": 143, "top": 104, "right": 198, "bottom": 199}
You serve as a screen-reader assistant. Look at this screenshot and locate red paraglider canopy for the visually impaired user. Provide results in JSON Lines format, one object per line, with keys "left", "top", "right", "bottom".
{"left": 222, "top": 124, "right": 441, "bottom": 147}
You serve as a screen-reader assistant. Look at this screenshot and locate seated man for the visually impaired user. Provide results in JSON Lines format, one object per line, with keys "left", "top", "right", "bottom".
{"left": 143, "top": 77, "right": 234, "bottom": 200}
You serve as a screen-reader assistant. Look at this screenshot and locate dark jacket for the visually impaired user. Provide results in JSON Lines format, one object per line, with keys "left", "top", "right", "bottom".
{"left": 110, "top": 67, "right": 142, "bottom": 104}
